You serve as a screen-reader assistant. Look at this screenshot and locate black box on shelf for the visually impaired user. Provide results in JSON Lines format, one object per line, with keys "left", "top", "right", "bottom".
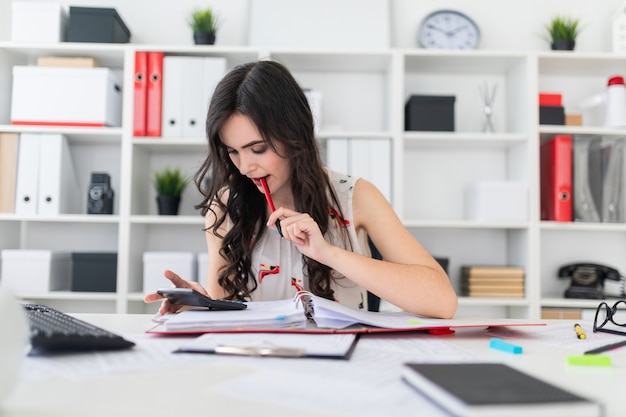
{"left": 405, "top": 95, "right": 455, "bottom": 131}
{"left": 66, "top": 7, "right": 130, "bottom": 43}
{"left": 71, "top": 252, "right": 118, "bottom": 292}
{"left": 539, "top": 105, "right": 565, "bottom": 125}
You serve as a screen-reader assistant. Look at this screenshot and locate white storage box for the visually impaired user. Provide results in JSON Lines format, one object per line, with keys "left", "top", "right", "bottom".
{"left": 11, "top": 66, "right": 123, "bottom": 127}
{"left": 143, "top": 251, "right": 197, "bottom": 295}
{"left": 197, "top": 252, "right": 209, "bottom": 285}
{"left": 465, "top": 181, "right": 528, "bottom": 222}
{"left": 0, "top": 249, "right": 71, "bottom": 293}
{"left": 11, "top": 2, "right": 65, "bottom": 43}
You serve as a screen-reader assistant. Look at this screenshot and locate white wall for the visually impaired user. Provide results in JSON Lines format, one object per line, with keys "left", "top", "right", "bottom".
{"left": 1, "top": 0, "right": 624, "bottom": 51}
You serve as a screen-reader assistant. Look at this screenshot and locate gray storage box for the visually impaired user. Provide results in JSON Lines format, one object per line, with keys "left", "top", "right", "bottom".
{"left": 405, "top": 95, "right": 455, "bottom": 131}
{"left": 66, "top": 6, "right": 130, "bottom": 43}
{"left": 71, "top": 252, "right": 117, "bottom": 292}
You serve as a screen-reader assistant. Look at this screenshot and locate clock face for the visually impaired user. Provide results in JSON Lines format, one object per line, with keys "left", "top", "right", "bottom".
{"left": 418, "top": 10, "right": 480, "bottom": 50}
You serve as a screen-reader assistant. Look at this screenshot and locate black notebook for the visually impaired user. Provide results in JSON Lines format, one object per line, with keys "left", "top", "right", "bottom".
{"left": 402, "top": 363, "right": 602, "bottom": 417}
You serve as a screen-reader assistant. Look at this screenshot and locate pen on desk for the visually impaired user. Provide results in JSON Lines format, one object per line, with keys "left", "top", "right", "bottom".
{"left": 260, "top": 177, "right": 283, "bottom": 237}
{"left": 584, "top": 339, "right": 626, "bottom": 355}
{"left": 574, "top": 323, "right": 586, "bottom": 340}
{"left": 489, "top": 338, "right": 523, "bottom": 354}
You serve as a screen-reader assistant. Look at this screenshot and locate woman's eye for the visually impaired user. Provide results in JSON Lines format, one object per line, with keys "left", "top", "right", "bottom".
{"left": 252, "top": 146, "right": 267, "bottom": 154}
{"left": 227, "top": 149, "right": 238, "bottom": 155}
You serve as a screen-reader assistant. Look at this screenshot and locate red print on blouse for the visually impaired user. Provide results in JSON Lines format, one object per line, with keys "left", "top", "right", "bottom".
{"left": 259, "top": 264, "right": 280, "bottom": 283}
{"left": 291, "top": 277, "right": 304, "bottom": 292}
{"left": 328, "top": 207, "right": 350, "bottom": 228}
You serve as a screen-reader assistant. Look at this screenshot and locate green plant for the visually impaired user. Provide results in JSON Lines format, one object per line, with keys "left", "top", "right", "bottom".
{"left": 187, "top": 7, "right": 221, "bottom": 34}
{"left": 545, "top": 16, "right": 580, "bottom": 42}
{"left": 153, "top": 167, "right": 189, "bottom": 197}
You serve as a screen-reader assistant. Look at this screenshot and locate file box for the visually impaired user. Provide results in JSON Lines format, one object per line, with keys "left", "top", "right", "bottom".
{"left": 466, "top": 181, "right": 528, "bottom": 221}
{"left": 71, "top": 252, "right": 117, "bottom": 292}
{"left": 66, "top": 6, "right": 131, "bottom": 43}
{"left": 11, "top": 66, "right": 123, "bottom": 127}
{"left": 143, "top": 252, "right": 196, "bottom": 295}
{"left": 405, "top": 95, "right": 455, "bottom": 131}
{"left": 0, "top": 250, "right": 71, "bottom": 293}
{"left": 11, "top": 2, "right": 65, "bottom": 43}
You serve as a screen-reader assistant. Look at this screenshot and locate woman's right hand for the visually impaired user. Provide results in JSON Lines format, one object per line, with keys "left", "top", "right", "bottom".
{"left": 143, "top": 269, "right": 210, "bottom": 315}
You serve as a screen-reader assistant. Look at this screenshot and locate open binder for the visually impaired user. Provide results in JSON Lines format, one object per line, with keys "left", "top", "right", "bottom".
{"left": 147, "top": 292, "right": 543, "bottom": 335}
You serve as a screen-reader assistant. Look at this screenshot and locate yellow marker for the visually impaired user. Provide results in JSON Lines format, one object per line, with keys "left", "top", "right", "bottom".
{"left": 574, "top": 323, "right": 586, "bottom": 340}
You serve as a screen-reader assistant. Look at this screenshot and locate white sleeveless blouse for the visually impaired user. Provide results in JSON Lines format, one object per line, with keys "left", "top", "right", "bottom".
{"left": 247, "top": 169, "right": 370, "bottom": 310}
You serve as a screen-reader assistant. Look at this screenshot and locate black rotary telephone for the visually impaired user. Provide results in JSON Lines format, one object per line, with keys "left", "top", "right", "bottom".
{"left": 558, "top": 263, "right": 622, "bottom": 299}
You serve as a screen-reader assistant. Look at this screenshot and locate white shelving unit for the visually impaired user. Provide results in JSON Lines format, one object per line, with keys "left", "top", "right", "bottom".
{"left": 0, "top": 40, "right": 622, "bottom": 317}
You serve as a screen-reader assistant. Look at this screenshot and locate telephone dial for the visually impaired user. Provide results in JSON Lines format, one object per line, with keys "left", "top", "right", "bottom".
{"left": 558, "top": 263, "right": 624, "bottom": 299}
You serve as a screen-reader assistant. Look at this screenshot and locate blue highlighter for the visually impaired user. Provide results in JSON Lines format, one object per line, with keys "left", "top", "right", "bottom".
{"left": 489, "top": 338, "right": 523, "bottom": 354}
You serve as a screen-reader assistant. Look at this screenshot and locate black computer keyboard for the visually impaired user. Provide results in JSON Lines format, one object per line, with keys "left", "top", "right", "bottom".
{"left": 22, "top": 303, "right": 135, "bottom": 354}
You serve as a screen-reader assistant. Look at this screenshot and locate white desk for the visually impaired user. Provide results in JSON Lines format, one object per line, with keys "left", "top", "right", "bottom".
{"left": 4, "top": 315, "right": 626, "bottom": 417}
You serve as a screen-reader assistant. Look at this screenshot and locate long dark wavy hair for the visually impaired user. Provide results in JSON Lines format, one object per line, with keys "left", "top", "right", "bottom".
{"left": 194, "top": 60, "right": 349, "bottom": 301}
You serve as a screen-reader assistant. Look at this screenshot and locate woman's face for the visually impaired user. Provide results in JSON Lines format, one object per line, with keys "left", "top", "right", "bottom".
{"left": 220, "top": 113, "right": 291, "bottom": 199}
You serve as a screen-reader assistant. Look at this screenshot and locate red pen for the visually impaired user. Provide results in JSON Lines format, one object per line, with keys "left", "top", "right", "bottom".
{"left": 260, "top": 177, "right": 283, "bottom": 237}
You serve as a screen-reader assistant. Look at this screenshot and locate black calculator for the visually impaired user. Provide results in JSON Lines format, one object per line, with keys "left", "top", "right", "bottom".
{"left": 157, "top": 288, "right": 247, "bottom": 310}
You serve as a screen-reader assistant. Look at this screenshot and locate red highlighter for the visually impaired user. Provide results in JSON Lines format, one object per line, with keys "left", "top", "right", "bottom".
{"left": 260, "top": 177, "right": 283, "bottom": 237}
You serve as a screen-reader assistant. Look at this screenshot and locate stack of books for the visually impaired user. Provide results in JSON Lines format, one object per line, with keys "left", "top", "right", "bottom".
{"left": 461, "top": 265, "right": 525, "bottom": 298}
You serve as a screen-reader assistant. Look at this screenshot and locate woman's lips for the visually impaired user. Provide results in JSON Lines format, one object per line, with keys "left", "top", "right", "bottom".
{"left": 252, "top": 177, "right": 266, "bottom": 187}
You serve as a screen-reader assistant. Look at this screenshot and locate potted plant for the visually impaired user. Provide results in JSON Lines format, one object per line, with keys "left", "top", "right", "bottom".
{"left": 545, "top": 16, "right": 581, "bottom": 51}
{"left": 153, "top": 167, "right": 189, "bottom": 215}
{"left": 187, "top": 7, "right": 221, "bottom": 45}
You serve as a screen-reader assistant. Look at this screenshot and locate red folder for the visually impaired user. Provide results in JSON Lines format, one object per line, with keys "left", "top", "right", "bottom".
{"left": 133, "top": 51, "right": 148, "bottom": 136}
{"left": 540, "top": 135, "right": 572, "bottom": 221}
{"left": 146, "top": 52, "right": 164, "bottom": 137}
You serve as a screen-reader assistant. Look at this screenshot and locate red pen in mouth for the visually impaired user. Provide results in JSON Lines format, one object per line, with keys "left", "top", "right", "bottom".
{"left": 260, "top": 177, "right": 282, "bottom": 237}
{"left": 260, "top": 177, "right": 276, "bottom": 211}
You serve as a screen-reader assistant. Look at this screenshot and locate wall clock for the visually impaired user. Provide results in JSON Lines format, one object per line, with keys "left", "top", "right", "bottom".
{"left": 418, "top": 10, "right": 480, "bottom": 50}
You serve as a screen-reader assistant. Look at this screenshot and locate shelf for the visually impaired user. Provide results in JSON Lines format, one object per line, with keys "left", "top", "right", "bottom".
{"left": 403, "top": 132, "right": 527, "bottom": 149}
{"left": 539, "top": 125, "right": 626, "bottom": 138}
{"left": 403, "top": 219, "right": 528, "bottom": 229}
{"left": 0, "top": 214, "right": 120, "bottom": 223}
{"left": 541, "top": 297, "right": 604, "bottom": 309}
{"left": 0, "top": 41, "right": 127, "bottom": 68}
{"left": 17, "top": 291, "right": 118, "bottom": 302}
{"left": 458, "top": 297, "right": 529, "bottom": 307}
{"left": 130, "top": 215, "right": 204, "bottom": 225}
{"left": 540, "top": 221, "right": 626, "bottom": 232}
{"left": 317, "top": 130, "right": 392, "bottom": 140}
{"left": 0, "top": 124, "right": 123, "bottom": 143}
{"left": 132, "top": 137, "right": 207, "bottom": 151}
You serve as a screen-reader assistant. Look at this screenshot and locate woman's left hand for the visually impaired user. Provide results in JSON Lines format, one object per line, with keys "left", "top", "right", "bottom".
{"left": 267, "top": 207, "right": 333, "bottom": 262}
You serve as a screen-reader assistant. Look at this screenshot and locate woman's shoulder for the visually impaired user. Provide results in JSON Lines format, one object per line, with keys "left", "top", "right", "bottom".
{"left": 325, "top": 168, "right": 359, "bottom": 189}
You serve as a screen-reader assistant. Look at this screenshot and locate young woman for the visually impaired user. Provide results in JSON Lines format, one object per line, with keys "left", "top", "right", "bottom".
{"left": 145, "top": 60, "right": 457, "bottom": 319}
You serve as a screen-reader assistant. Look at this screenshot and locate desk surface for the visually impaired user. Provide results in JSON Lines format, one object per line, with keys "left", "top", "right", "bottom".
{"left": 4, "top": 314, "right": 626, "bottom": 417}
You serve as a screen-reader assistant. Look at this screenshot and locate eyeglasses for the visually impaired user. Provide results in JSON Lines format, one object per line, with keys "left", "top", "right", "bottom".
{"left": 593, "top": 300, "right": 626, "bottom": 336}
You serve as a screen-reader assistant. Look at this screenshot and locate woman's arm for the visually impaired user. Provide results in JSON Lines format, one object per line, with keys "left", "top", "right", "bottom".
{"left": 269, "top": 178, "right": 457, "bottom": 318}
{"left": 349, "top": 178, "right": 458, "bottom": 318}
